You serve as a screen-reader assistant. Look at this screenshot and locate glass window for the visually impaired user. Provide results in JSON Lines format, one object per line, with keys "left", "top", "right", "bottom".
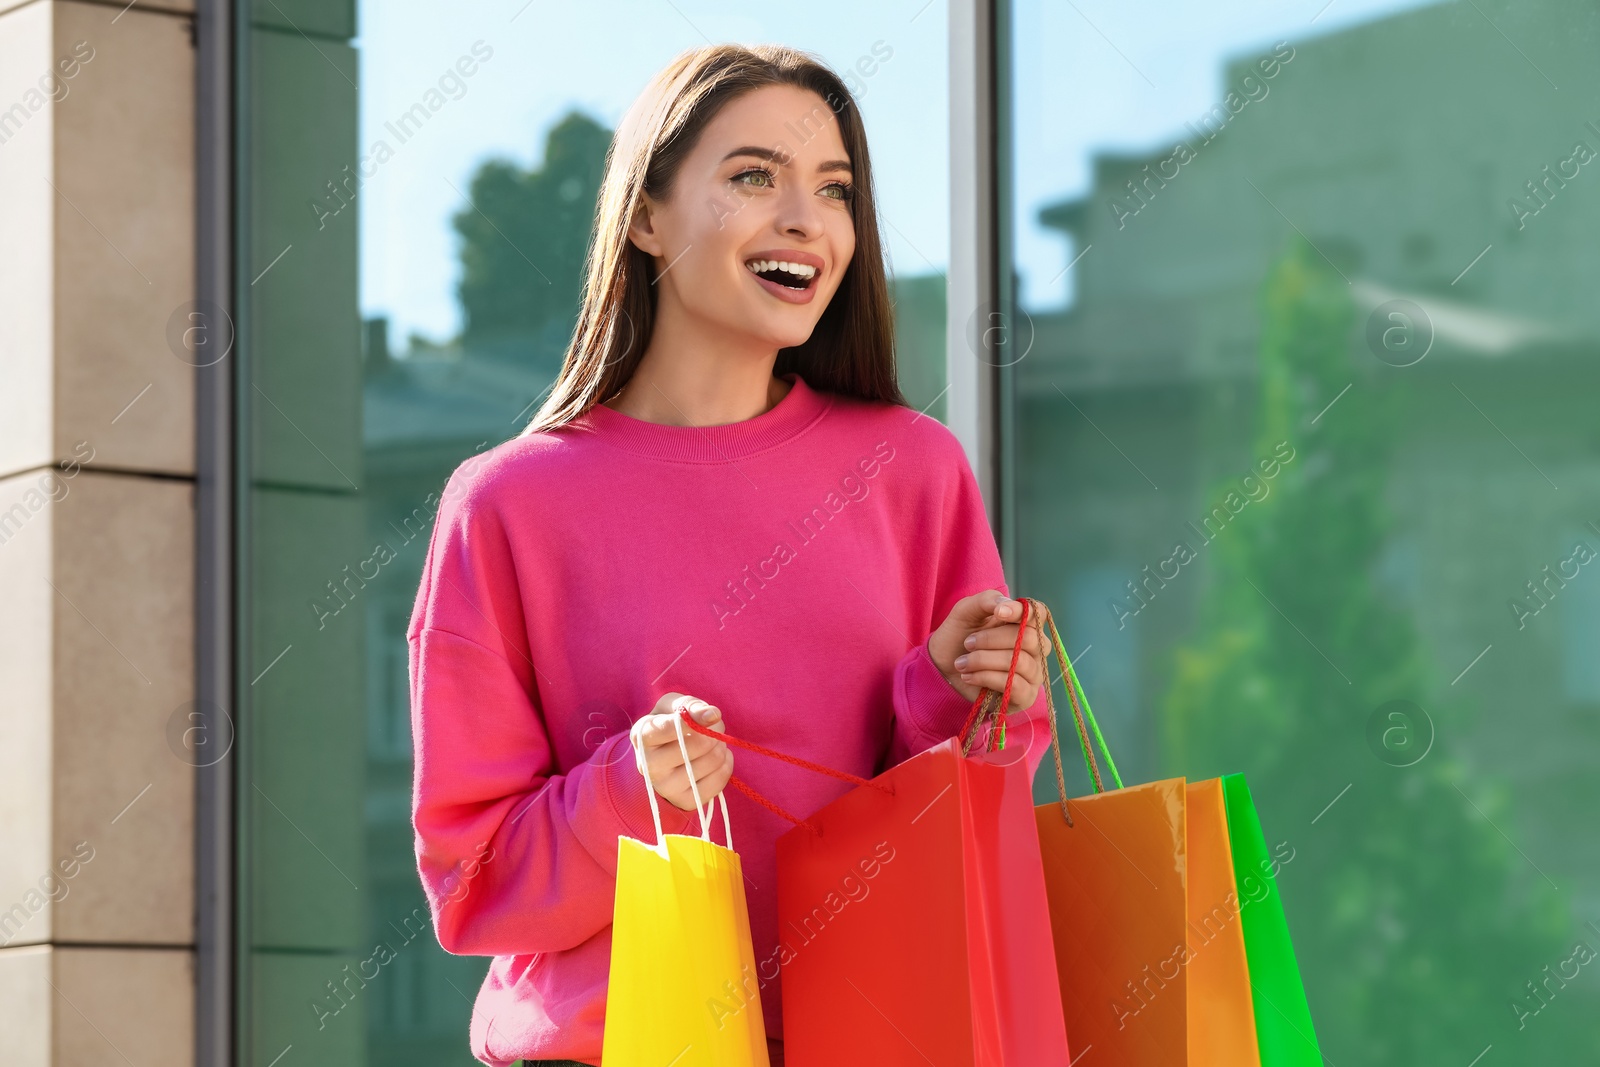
{"left": 237, "top": 3, "right": 949, "bottom": 1063}
{"left": 1009, "top": 1, "right": 1600, "bottom": 1061}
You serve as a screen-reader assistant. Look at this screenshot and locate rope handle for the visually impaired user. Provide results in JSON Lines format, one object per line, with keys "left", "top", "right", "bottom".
{"left": 940, "top": 596, "right": 1124, "bottom": 825}
{"left": 945, "top": 596, "right": 1073, "bottom": 824}
{"left": 632, "top": 698, "right": 733, "bottom": 850}
{"left": 670, "top": 594, "right": 1118, "bottom": 833}
{"left": 1051, "top": 611, "right": 1122, "bottom": 793}
{"left": 954, "top": 597, "right": 1036, "bottom": 755}
{"left": 1030, "top": 602, "right": 1123, "bottom": 827}
{"left": 679, "top": 595, "right": 1040, "bottom": 825}
{"left": 679, "top": 710, "right": 894, "bottom": 836}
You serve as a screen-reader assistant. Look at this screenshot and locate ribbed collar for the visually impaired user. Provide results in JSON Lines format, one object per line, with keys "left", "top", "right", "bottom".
{"left": 571, "top": 372, "right": 833, "bottom": 463}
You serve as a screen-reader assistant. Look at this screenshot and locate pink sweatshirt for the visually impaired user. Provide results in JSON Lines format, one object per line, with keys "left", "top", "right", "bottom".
{"left": 407, "top": 371, "right": 1051, "bottom": 1066}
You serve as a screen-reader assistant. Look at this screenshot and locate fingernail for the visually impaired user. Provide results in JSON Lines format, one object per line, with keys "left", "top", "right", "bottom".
{"left": 954, "top": 655, "right": 969, "bottom": 669}
{"left": 964, "top": 634, "right": 976, "bottom": 649}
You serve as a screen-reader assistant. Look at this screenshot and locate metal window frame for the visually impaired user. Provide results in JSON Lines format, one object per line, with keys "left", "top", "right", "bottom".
{"left": 948, "top": 0, "right": 1013, "bottom": 563}
{"left": 194, "top": 0, "right": 235, "bottom": 1064}
{"left": 196, "top": 3, "right": 1009, "bottom": 1060}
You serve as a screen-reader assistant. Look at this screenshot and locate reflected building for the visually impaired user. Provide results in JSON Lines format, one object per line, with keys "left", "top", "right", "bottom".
{"left": 1019, "top": 1, "right": 1600, "bottom": 783}
{"left": 1010, "top": 4, "right": 1600, "bottom": 1058}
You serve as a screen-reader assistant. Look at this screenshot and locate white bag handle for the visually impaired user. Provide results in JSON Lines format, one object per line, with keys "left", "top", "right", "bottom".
{"left": 631, "top": 697, "right": 733, "bottom": 853}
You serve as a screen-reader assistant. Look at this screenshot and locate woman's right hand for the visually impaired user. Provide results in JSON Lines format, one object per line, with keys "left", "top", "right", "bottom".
{"left": 631, "top": 693, "right": 733, "bottom": 812}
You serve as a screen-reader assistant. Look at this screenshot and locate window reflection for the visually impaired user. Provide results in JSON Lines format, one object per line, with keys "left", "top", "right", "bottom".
{"left": 1011, "top": 2, "right": 1600, "bottom": 1062}
{"left": 241, "top": 4, "right": 952, "bottom": 1063}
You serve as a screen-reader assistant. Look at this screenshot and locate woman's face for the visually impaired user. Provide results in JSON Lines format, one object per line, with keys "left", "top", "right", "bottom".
{"left": 628, "top": 83, "right": 858, "bottom": 353}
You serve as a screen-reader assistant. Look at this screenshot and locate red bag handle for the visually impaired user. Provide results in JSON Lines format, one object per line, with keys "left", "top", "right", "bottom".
{"left": 678, "top": 713, "right": 892, "bottom": 833}
{"left": 946, "top": 595, "right": 1093, "bottom": 827}
{"left": 676, "top": 598, "right": 1039, "bottom": 833}
{"left": 954, "top": 597, "right": 1035, "bottom": 754}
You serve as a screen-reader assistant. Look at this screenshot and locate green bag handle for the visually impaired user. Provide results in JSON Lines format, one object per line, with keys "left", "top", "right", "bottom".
{"left": 954, "top": 596, "right": 1123, "bottom": 823}
{"left": 1009, "top": 599, "right": 1124, "bottom": 827}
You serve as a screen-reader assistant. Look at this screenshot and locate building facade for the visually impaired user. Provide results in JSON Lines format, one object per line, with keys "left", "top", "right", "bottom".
{"left": 2, "top": 0, "right": 1596, "bottom": 1064}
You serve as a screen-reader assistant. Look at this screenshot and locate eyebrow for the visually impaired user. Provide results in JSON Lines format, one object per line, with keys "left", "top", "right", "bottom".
{"left": 721, "top": 145, "right": 853, "bottom": 175}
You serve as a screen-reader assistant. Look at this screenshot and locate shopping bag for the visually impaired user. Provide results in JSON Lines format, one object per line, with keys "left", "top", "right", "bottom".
{"left": 1022, "top": 597, "right": 1320, "bottom": 1066}
{"left": 1187, "top": 776, "right": 1264, "bottom": 1063}
{"left": 602, "top": 710, "right": 770, "bottom": 1067}
{"left": 678, "top": 672, "right": 1073, "bottom": 1065}
{"left": 1221, "top": 773, "right": 1324, "bottom": 1066}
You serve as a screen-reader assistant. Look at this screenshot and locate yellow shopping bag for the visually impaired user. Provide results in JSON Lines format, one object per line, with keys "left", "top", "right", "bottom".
{"left": 601, "top": 709, "right": 770, "bottom": 1066}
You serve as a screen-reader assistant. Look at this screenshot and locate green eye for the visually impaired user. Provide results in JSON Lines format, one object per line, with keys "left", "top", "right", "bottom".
{"left": 733, "top": 168, "right": 853, "bottom": 204}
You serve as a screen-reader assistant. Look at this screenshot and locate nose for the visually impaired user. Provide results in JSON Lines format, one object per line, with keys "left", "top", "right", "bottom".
{"left": 774, "top": 181, "right": 824, "bottom": 240}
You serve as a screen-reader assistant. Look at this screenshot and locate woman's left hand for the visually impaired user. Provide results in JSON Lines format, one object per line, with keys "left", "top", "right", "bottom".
{"left": 927, "top": 589, "right": 1046, "bottom": 712}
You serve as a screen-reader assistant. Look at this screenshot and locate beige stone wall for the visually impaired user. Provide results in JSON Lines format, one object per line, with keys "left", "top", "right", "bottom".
{"left": 0, "top": 2, "right": 197, "bottom": 1064}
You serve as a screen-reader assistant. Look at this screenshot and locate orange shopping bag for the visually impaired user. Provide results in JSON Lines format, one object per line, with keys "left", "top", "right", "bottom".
{"left": 978, "top": 599, "right": 1262, "bottom": 1066}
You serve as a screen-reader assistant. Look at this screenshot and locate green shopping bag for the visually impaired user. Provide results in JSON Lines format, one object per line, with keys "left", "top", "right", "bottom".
{"left": 1220, "top": 774, "right": 1324, "bottom": 1065}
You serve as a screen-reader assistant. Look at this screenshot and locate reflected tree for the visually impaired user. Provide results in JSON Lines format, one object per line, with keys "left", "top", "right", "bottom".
{"left": 452, "top": 111, "right": 611, "bottom": 347}
{"left": 1161, "top": 236, "right": 1589, "bottom": 1063}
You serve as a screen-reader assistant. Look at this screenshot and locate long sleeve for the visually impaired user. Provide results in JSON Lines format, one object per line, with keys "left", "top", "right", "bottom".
{"left": 406, "top": 461, "right": 699, "bottom": 958}
{"left": 403, "top": 373, "right": 1073, "bottom": 1064}
{"left": 885, "top": 430, "right": 1052, "bottom": 782}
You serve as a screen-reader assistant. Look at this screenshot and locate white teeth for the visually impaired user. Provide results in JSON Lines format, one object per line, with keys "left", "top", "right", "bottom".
{"left": 745, "top": 259, "right": 817, "bottom": 279}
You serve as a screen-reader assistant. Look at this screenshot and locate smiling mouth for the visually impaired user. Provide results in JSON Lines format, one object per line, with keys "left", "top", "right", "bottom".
{"left": 745, "top": 258, "right": 819, "bottom": 291}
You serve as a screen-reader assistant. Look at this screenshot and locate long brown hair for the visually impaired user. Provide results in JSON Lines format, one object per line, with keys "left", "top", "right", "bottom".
{"left": 518, "top": 43, "right": 905, "bottom": 438}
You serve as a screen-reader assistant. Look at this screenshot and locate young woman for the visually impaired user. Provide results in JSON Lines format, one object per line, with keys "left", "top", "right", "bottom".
{"left": 408, "top": 43, "right": 1053, "bottom": 1067}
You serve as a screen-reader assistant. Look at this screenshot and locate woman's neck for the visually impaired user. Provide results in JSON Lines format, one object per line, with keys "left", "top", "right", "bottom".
{"left": 603, "top": 358, "right": 792, "bottom": 428}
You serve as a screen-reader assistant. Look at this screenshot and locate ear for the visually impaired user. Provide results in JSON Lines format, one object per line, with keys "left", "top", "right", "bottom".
{"left": 626, "top": 195, "right": 665, "bottom": 258}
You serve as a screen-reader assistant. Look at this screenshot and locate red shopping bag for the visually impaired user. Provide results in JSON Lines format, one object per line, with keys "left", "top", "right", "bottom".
{"left": 679, "top": 631, "right": 1072, "bottom": 1067}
